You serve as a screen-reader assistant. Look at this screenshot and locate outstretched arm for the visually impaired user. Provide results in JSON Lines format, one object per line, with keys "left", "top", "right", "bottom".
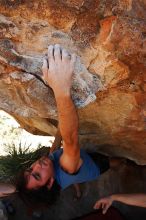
{"left": 42, "top": 44, "right": 82, "bottom": 173}
{"left": 54, "top": 93, "right": 82, "bottom": 173}
{"left": 94, "top": 194, "right": 146, "bottom": 214}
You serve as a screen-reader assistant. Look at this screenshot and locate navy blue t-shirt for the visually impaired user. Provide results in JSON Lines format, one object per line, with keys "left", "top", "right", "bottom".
{"left": 49, "top": 149, "right": 100, "bottom": 190}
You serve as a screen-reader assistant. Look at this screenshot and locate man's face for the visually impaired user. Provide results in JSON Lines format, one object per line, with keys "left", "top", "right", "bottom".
{"left": 25, "top": 156, "right": 54, "bottom": 190}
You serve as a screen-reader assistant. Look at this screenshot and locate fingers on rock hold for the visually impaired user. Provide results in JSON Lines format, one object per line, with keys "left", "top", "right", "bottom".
{"left": 47, "top": 44, "right": 76, "bottom": 65}
{"left": 48, "top": 45, "right": 54, "bottom": 61}
{"left": 62, "top": 49, "right": 71, "bottom": 60}
{"left": 54, "top": 44, "right": 62, "bottom": 60}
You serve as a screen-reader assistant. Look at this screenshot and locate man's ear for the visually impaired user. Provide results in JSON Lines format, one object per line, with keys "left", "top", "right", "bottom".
{"left": 46, "top": 177, "right": 54, "bottom": 190}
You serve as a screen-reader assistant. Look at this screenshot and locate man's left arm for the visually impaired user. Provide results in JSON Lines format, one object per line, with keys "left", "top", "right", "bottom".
{"left": 50, "top": 127, "right": 62, "bottom": 153}
{"left": 94, "top": 194, "right": 146, "bottom": 214}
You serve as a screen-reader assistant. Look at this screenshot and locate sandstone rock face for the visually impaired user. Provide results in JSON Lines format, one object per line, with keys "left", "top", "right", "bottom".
{"left": 0, "top": 0, "right": 146, "bottom": 164}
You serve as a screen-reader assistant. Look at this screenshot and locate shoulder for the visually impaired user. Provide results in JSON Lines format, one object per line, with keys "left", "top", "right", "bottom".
{"left": 59, "top": 149, "right": 81, "bottom": 174}
{"left": 49, "top": 148, "right": 63, "bottom": 161}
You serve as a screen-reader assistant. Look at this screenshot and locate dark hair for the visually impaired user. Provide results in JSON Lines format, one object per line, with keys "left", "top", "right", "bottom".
{"left": 14, "top": 169, "right": 60, "bottom": 209}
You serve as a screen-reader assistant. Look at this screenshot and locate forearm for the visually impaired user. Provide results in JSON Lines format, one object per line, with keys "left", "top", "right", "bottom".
{"left": 55, "top": 93, "right": 79, "bottom": 149}
{"left": 111, "top": 194, "right": 146, "bottom": 208}
{"left": 42, "top": 44, "right": 79, "bottom": 163}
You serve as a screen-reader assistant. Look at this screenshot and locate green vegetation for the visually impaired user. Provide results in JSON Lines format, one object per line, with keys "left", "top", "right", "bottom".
{"left": 0, "top": 143, "right": 48, "bottom": 182}
{"left": 0, "top": 111, "right": 52, "bottom": 183}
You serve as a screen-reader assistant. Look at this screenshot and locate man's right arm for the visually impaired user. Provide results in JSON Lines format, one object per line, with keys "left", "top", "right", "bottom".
{"left": 42, "top": 44, "right": 82, "bottom": 173}
{"left": 54, "top": 93, "right": 82, "bottom": 173}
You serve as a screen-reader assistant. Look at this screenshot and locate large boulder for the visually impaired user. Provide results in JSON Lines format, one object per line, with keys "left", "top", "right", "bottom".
{"left": 0, "top": 0, "right": 146, "bottom": 164}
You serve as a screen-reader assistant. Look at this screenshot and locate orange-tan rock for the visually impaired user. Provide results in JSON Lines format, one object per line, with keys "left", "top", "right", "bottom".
{"left": 0, "top": 0, "right": 146, "bottom": 164}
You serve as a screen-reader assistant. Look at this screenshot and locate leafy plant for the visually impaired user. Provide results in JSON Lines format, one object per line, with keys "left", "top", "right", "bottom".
{"left": 0, "top": 142, "right": 46, "bottom": 182}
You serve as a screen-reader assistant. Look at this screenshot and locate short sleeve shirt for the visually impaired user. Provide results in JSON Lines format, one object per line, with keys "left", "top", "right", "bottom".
{"left": 49, "top": 149, "right": 100, "bottom": 190}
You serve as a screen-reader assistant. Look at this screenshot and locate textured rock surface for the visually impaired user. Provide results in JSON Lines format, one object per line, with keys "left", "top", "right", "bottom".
{"left": 0, "top": 0, "right": 146, "bottom": 164}
{"left": 7, "top": 161, "right": 146, "bottom": 220}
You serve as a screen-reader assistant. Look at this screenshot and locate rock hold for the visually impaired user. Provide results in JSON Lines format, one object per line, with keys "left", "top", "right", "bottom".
{"left": 0, "top": 38, "right": 103, "bottom": 108}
